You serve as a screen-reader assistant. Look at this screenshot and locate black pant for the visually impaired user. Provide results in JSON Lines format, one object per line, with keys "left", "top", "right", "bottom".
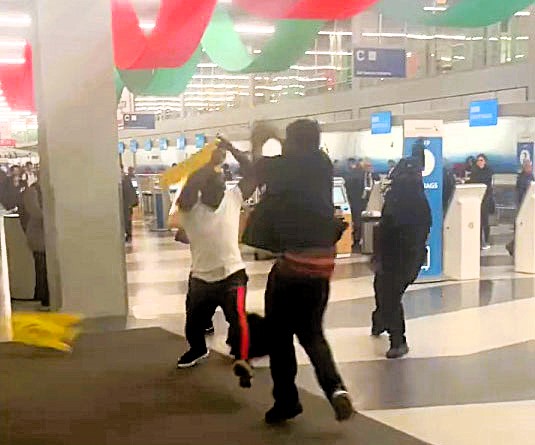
{"left": 265, "top": 264, "right": 344, "bottom": 407}
{"left": 33, "top": 252, "right": 50, "bottom": 307}
{"left": 185, "top": 269, "right": 249, "bottom": 360}
{"left": 124, "top": 207, "right": 133, "bottom": 239}
{"left": 349, "top": 202, "right": 363, "bottom": 248}
{"left": 372, "top": 226, "right": 427, "bottom": 346}
{"left": 481, "top": 206, "right": 490, "bottom": 244}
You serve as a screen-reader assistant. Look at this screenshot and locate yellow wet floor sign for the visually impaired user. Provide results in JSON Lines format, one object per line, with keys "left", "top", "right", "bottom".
{"left": 11, "top": 312, "right": 82, "bottom": 352}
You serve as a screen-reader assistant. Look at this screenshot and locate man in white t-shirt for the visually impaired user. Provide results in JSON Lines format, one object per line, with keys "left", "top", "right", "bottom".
{"left": 176, "top": 140, "right": 256, "bottom": 388}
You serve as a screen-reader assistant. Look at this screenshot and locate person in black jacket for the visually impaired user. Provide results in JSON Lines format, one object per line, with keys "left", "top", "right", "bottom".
{"left": 371, "top": 148, "right": 432, "bottom": 359}
{"left": 243, "top": 119, "right": 353, "bottom": 424}
{"left": 121, "top": 166, "right": 138, "bottom": 243}
{"left": 344, "top": 158, "right": 365, "bottom": 251}
{"left": 506, "top": 159, "right": 533, "bottom": 256}
{"left": 468, "top": 154, "right": 494, "bottom": 249}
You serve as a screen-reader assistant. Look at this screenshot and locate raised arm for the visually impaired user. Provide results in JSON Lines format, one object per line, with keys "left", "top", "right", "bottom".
{"left": 178, "top": 147, "right": 226, "bottom": 211}
{"left": 218, "top": 138, "right": 257, "bottom": 200}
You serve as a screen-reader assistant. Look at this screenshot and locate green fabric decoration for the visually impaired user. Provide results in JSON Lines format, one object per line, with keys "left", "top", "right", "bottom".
{"left": 376, "top": 0, "right": 534, "bottom": 27}
{"left": 118, "top": 47, "right": 202, "bottom": 96}
{"left": 202, "top": 7, "right": 324, "bottom": 72}
{"left": 114, "top": 69, "right": 124, "bottom": 103}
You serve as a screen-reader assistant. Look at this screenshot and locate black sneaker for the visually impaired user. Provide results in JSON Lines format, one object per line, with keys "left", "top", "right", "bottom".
{"left": 233, "top": 360, "right": 254, "bottom": 388}
{"left": 371, "top": 325, "right": 386, "bottom": 337}
{"left": 176, "top": 349, "right": 209, "bottom": 369}
{"left": 330, "top": 389, "right": 354, "bottom": 422}
{"left": 265, "top": 403, "right": 303, "bottom": 425}
{"left": 386, "top": 342, "right": 409, "bottom": 359}
{"left": 205, "top": 326, "right": 215, "bottom": 336}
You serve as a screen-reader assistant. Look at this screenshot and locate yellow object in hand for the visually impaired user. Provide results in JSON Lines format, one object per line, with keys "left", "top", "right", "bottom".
{"left": 160, "top": 139, "right": 219, "bottom": 189}
{"left": 12, "top": 312, "right": 82, "bottom": 352}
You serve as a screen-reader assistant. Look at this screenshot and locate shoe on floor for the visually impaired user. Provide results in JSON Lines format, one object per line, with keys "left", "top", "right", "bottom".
{"left": 386, "top": 342, "right": 409, "bottom": 359}
{"left": 330, "top": 389, "right": 354, "bottom": 422}
{"left": 265, "top": 403, "right": 303, "bottom": 425}
{"left": 481, "top": 243, "right": 491, "bottom": 250}
{"left": 176, "top": 349, "right": 209, "bottom": 369}
{"left": 233, "top": 359, "right": 254, "bottom": 388}
{"left": 205, "top": 326, "right": 215, "bottom": 336}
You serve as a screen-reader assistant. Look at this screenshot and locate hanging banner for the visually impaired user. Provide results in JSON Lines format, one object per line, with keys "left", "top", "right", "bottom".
{"left": 233, "top": 0, "right": 379, "bottom": 19}
{"left": 144, "top": 139, "right": 153, "bottom": 151}
{"left": 111, "top": 0, "right": 217, "bottom": 69}
{"left": 159, "top": 138, "right": 168, "bottom": 150}
{"left": 129, "top": 140, "right": 139, "bottom": 153}
{"left": 404, "top": 120, "right": 444, "bottom": 280}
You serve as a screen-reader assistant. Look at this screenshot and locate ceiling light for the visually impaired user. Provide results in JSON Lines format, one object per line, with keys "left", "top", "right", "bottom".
{"left": 187, "top": 83, "right": 249, "bottom": 89}
{"left": 234, "top": 24, "right": 275, "bottom": 34}
{"left": 139, "top": 20, "right": 155, "bottom": 31}
{"left": 253, "top": 49, "right": 262, "bottom": 54}
{"left": 0, "top": 14, "right": 31, "bottom": 28}
{"left": 0, "top": 39, "right": 26, "bottom": 48}
{"left": 318, "top": 31, "right": 352, "bottom": 36}
{"left": 0, "top": 58, "right": 25, "bottom": 64}
{"left": 305, "top": 50, "right": 352, "bottom": 56}
{"left": 516, "top": 36, "right": 530, "bottom": 40}
{"left": 197, "top": 63, "right": 218, "bottom": 68}
{"left": 423, "top": 6, "right": 447, "bottom": 11}
{"left": 192, "top": 74, "right": 250, "bottom": 80}
{"left": 514, "top": 11, "right": 531, "bottom": 16}
{"left": 453, "top": 55, "right": 466, "bottom": 60}
{"left": 290, "top": 64, "right": 337, "bottom": 71}
{"left": 516, "top": 54, "right": 526, "bottom": 59}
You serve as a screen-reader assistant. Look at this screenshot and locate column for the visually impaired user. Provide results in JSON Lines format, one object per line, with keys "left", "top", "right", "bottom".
{"left": 32, "top": 0, "right": 128, "bottom": 317}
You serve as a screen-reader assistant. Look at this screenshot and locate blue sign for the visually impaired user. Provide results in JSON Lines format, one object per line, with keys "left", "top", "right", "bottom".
{"left": 177, "top": 135, "right": 186, "bottom": 150}
{"left": 159, "top": 138, "right": 168, "bottom": 150}
{"left": 354, "top": 48, "right": 406, "bottom": 78}
{"left": 469, "top": 99, "right": 498, "bottom": 127}
{"left": 371, "top": 111, "right": 392, "bottom": 135}
{"left": 129, "top": 139, "right": 138, "bottom": 153}
{"left": 123, "top": 113, "right": 156, "bottom": 130}
{"left": 403, "top": 137, "right": 443, "bottom": 279}
{"left": 144, "top": 139, "right": 152, "bottom": 151}
{"left": 118, "top": 141, "right": 125, "bottom": 155}
{"left": 195, "top": 134, "right": 206, "bottom": 149}
{"left": 517, "top": 142, "right": 534, "bottom": 170}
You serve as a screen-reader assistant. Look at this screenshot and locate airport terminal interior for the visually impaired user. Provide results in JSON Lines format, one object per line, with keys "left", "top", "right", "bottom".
{"left": 2, "top": 1, "right": 535, "bottom": 444}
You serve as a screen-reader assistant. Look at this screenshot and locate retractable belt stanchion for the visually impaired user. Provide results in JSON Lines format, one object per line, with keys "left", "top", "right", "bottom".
{"left": 443, "top": 184, "right": 486, "bottom": 280}
{"left": 515, "top": 182, "right": 535, "bottom": 274}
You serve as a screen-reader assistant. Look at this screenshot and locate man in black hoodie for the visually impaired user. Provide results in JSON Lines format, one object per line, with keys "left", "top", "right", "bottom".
{"left": 243, "top": 119, "right": 353, "bottom": 424}
{"left": 371, "top": 147, "right": 432, "bottom": 359}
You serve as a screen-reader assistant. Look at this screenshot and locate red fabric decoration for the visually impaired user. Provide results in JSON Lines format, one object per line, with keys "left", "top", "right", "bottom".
{"left": 0, "top": 44, "right": 35, "bottom": 112}
{"left": 112, "top": 0, "right": 217, "bottom": 70}
{"left": 233, "top": 0, "right": 379, "bottom": 19}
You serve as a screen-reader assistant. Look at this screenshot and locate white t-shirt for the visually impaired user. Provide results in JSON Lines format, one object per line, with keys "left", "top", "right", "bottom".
{"left": 180, "top": 186, "right": 245, "bottom": 283}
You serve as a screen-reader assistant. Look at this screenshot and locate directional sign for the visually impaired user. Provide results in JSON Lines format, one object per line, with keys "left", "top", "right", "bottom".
{"left": 354, "top": 48, "right": 406, "bottom": 78}
{"left": 371, "top": 112, "right": 392, "bottom": 134}
{"left": 123, "top": 113, "right": 156, "bottom": 130}
{"left": 469, "top": 99, "right": 498, "bottom": 127}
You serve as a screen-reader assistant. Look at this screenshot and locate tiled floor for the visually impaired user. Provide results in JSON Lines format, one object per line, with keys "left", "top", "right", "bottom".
{"left": 123, "top": 223, "right": 535, "bottom": 445}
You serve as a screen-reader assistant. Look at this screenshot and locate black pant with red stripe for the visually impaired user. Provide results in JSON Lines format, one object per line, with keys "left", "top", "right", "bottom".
{"left": 185, "top": 269, "right": 249, "bottom": 360}
{"left": 265, "top": 264, "right": 345, "bottom": 408}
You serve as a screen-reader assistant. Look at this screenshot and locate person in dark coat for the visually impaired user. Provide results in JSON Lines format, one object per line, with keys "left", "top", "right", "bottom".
{"left": 344, "top": 158, "right": 365, "bottom": 251}
{"left": 442, "top": 160, "right": 456, "bottom": 213}
{"left": 242, "top": 119, "right": 353, "bottom": 424}
{"left": 121, "top": 167, "right": 138, "bottom": 243}
{"left": 371, "top": 151, "right": 432, "bottom": 359}
{"left": 506, "top": 159, "right": 533, "bottom": 256}
{"left": 468, "top": 154, "right": 494, "bottom": 249}
{"left": 22, "top": 180, "right": 50, "bottom": 309}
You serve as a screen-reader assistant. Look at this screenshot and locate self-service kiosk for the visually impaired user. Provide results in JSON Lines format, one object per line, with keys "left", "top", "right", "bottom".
{"left": 443, "top": 184, "right": 486, "bottom": 280}
{"left": 333, "top": 177, "right": 352, "bottom": 255}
